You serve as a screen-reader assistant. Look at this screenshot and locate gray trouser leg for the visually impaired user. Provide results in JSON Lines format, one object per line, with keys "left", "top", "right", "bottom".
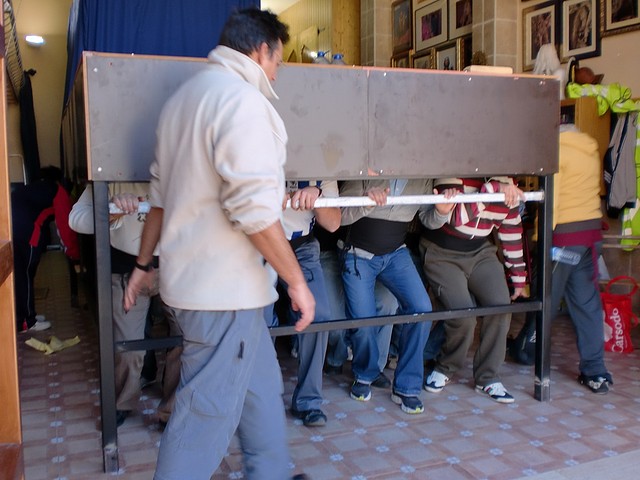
{"left": 422, "top": 240, "right": 511, "bottom": 385}
{"left": 237, "top": 321, "right": 290, "bottom": 480}
{"left": 292, "top": 331, "right": 329, "bottom": 411}
{"left": 154, "top": 308, "right": 289, "bottom": 480}
{"left": 112, "top": 274, "right": 149, "bottom": 411}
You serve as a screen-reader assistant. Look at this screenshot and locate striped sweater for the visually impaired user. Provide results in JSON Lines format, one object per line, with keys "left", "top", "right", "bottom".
{"left": 420, "top": 177, "right": 527, "bottom": 288}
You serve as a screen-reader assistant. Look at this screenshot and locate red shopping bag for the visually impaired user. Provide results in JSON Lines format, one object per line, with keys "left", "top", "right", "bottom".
{"left": 601, "top": 276, "right": 639, "bottom": 353}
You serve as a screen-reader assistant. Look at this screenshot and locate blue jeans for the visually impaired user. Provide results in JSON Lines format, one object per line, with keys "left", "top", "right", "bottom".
{"left": 264, "top": 238, "right": 330, "bottom": 411}
{"left": 551, "top": 243, "right": 608, "bottom": 377}
{"left": 341, "top": 246, "right": 432, "bottom": 396}
{"left": 320, "top": 250, "right": 397, "bottom": 371}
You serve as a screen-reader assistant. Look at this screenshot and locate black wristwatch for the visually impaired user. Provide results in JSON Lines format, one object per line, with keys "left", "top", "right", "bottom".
{"left": 134, "top": 260, "right": 154, "bottom": 272}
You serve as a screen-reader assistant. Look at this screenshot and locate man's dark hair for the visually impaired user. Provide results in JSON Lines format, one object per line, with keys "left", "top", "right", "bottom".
{"left": 219, "top": 8, "right": 289, "bottom": 56}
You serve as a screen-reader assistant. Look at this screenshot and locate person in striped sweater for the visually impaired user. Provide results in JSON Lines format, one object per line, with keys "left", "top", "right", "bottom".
{"left": 418, "top": 177, "right": 527, "bottom": 403}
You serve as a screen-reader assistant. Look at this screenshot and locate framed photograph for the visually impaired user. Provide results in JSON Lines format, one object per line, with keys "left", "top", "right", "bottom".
{"left": 449, "top": 0, "right": 473, "bottom": 39}
{"left": 458, "top": 34, "right": 473, "bottom": 69}
{"left": 392, "top": 0, "right": 413, "bottom": 54}
{"left": 415, "top": 0, "right": 448, "bottom": 52}
{"left": 561, "top": 0, "right": 600, "bottom": 60}
{"left": 601, "top": 0, "right": 640, "bottom": 37}
{"left": 522, "top": 1, "right": 558, "bottom": 71}
{"left": 436, "top": 41, "right": 458, "bottom": 70}
{"left": 391, "top": 52, "right": 411, "bottom": 68}
{"left": 412, "top": 49, "right": 435, "bottom": 68}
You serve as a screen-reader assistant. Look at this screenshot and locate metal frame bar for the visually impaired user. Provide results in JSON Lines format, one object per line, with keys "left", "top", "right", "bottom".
{"left": 93, "top": 181, "right": 119, "bottom": 472}
{"left": 269, "top": 301, "right": 542, "bottom": 337}
{"left": 534, "top": 175, "right": 553, "bottom": 401}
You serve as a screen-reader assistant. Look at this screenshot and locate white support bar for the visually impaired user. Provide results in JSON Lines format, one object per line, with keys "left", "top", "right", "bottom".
{"left": 289, "top": 190, "right": 545, "bottom": 208}
{"left": 108, "top": 202, "right": 152, "bottom": 214}
{"left": 109, "top": 191, "right": 544, "bottom": 214}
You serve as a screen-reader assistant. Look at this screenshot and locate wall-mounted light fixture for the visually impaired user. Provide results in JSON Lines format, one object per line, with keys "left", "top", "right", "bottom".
{"left": 25, "top": 35, "right": 45, "bottom": 46}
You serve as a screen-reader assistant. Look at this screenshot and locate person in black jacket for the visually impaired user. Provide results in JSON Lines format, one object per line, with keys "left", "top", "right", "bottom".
{"left": 12, "top": 166, "right": 80, "bottom": 332}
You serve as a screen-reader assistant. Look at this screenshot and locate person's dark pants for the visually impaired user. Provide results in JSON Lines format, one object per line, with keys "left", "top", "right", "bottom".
{"left": 13, "top": 239, "right": 44, "bottom": 330}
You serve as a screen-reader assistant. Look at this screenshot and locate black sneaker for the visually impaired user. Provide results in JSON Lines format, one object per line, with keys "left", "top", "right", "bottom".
{"left": 116, "top": 410, "right": 131, "bottom": 427}
{"left": 578, "top": 373, "right": 611, "bottom": 394}
{"left": 371, "top": 371, "right": 391, "bottom": 389}
{"left": 291, "top": 408, "right": 327, "bottom": 426}
{"left": 391, "top": 391, "right": 424, "bottom": 414}
{"left": 350, "top": 381, "right": 371, "bottom": 402}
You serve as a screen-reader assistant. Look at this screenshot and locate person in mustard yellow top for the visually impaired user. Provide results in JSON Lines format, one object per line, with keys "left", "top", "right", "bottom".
{"left": 551, "top": 125, "right": 612, "bottom": 394}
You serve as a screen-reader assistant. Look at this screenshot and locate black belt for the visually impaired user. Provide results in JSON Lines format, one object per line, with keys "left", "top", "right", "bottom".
{"left": 289, "top": 233, "right": 314, "bottom": 251}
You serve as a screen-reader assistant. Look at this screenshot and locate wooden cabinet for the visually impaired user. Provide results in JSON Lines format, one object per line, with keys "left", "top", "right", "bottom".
{"left": 1, "top": 17, "right": 24, "bottom": 480}
{"left": 561, "top": 97, "right": 611, "bottom": 194}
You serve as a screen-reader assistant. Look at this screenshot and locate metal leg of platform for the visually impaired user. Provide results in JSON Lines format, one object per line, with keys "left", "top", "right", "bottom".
{"left": 93, "top": 182, "right": 119, "bottom": 473}
{"left": 534, "top": 175, "right": 553, "bottom": 401}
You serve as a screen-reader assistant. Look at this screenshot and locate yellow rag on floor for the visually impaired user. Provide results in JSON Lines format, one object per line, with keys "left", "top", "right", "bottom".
{"left": 25, "top": 336, "right": 81, "bottom": 355}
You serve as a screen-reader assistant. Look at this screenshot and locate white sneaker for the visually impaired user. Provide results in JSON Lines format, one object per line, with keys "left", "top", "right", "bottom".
{"left": 476, "top": 382, "right": 514, "bottom": 404}
{"left": 424, "top": 370, "right": 449, "bottom": 393}
{"left": 22, "top": 317, "right": 51, "bottom": 332}
{"left": 35, "top": 314, "right": 46, "bottom": 322}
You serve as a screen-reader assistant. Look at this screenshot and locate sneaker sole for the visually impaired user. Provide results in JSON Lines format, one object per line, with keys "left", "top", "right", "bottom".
{"left": 578, "top": 378, "right": 609, "bottom": 395}
{"left": 350, "top": 390, "right": 371, "bottom": 402}
{"left": 474, "top": 386, "right": 515, "bottom": 404}
{"left": 23, "top": 322, "right": 52, "bottom": 332}
{"left": 424, "top": 384, "right": 445, "bottom": 393}
{"left": 390, "top": 393, "right": 424, "bottom": 414}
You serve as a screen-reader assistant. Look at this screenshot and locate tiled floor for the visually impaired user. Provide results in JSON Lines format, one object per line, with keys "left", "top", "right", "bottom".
{"left": 18, "top": 251, "right": 640, "bottom": 480}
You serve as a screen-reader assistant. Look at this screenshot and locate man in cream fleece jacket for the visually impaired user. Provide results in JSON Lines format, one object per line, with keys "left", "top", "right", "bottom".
{"left": 125, "top": 9, "right": 313, "bottom": 480}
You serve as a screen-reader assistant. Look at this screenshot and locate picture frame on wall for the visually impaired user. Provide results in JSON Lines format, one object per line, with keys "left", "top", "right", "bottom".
{"left": 601, "top": 0, "right": 640, "bottom": 37}
{"left": 391, "top": 52, "right": 411, "bottom": 68}
{"left": 449, "top": 0, "right": 473, "bottom": 39}
{"left": 561, "top": 0, "right": 600, "bottom": 61}
{"left": 392, "top": 0, "right": 413, "bottom": 54}
{"left": 415, "top": 0, "right": 448, "bottom": 52}
{"left": 458, "top": 34, "right": 473, "bottom": 70}
{"left": 522, "top": 1, "right": 558, "bottom": 71}
{"left": 412, "top": 49, "right": 434, "bottom": 68}
{"left": 436, "top": 41, "right": 458, "bottom": 70}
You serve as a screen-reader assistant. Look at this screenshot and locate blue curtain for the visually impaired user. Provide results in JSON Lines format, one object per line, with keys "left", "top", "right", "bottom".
{"left": 64, "top": 0, "right": 258, "bottom": 105}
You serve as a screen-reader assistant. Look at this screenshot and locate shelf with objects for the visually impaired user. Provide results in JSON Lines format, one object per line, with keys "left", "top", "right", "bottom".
{"left": 63, "top": 51, "right": 559, "bottom": 473}
{"left": 564, "top": 64, "right": 640, "bottom": 299}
